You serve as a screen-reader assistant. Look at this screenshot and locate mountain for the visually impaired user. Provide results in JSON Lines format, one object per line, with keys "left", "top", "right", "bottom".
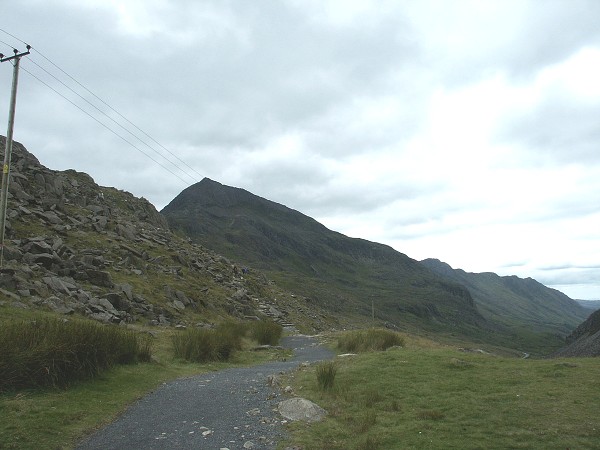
{"left": 162, "top": 179, "right": 490, "bottom": 337}
{"left": 421, "top": 258, "right": 590, "bottom": 352}
{"left": 553, "top": 308, "right": 600, "bottom": 357}
{"left": 577, "top": 300, "right": 600, "bottom": 310}
{"left": 0, "top": 137, "right": 334, "bottom": 332}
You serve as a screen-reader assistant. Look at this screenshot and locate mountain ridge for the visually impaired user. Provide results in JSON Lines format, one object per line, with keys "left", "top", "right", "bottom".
{"left": 162, "top": 178, "right": 590, "bottom": 354}
{"left": 162, "top": 178, "right": 487, "bottom": 333}
{"left": 421, "top": 258, "right": 590, "bottom": 351}
{"left": 0, "top": 137, "right": 336, "bottom": 333}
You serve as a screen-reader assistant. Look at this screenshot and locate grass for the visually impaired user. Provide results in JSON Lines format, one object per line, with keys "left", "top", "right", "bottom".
{"left": 0, "top": 315, "right": 151, "bottom": 391}
{"left": 0, "top": 306, "right": 290, "bottom": 449}
{"left": 249, "top": 320, "right": 283, "bottom": 345}
{"left": 316, "top": 361, "right": 337, "bottom": 391}
{"left": 281, "top": 332, "right": 600, "bottom": 449}
{"left": 172, "top": 320, "right": 283, "bottom": 362}
{"left": 172, "top": 324, "right": 242, "bottom": 362}
{"left": 337, "top": 328, "right": 405, "bottom": 353}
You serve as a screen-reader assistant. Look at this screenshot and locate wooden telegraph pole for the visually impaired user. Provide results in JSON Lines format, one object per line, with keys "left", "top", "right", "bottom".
{"left": 0, "top": 45, "right": 30, "bottom": 267}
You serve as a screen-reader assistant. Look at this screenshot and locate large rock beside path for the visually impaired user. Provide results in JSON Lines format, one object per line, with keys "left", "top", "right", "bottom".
{"left": 277, "top": 398, "right": 327, "bottom": 423}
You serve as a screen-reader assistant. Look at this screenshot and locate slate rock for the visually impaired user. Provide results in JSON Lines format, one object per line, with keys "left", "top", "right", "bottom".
{"left": 43, "top": 276, "right": 73, "bottom": 295}
{"left": 173, "top": 300, "right": 185, "bottom": 311}
{"left": 85, "top": 269, "right": 114, "bottom": 288}
{"left": 278, "top": 398, "right": 327, "bottom": 423}
{"left": 103, "top": 292, "right": 132, "bottom": 312}
{"left": 116, "top": 223, "right": 137, "bottom": 240}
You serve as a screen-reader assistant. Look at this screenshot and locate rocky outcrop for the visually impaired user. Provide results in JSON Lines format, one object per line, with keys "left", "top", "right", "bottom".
{"left": 553, "top": 309, "right": 600, "bottom": 357}
{"left": 0, "top": 137, "right": 324, "bottom": 329}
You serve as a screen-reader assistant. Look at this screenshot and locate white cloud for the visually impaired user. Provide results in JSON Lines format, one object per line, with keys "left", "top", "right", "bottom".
{"left": 1, "top": 0, "right": 600, "bottom": 300}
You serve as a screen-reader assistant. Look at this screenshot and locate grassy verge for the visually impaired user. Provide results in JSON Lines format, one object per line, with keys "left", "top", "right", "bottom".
{"left": 1, "top": 316, "right": 151, "bottom": 390}
{"left": 281, "top": 333, "right": 600, "bottom": 449}
{"left": 0, "top": 306, "right": 289, "bottom": 449}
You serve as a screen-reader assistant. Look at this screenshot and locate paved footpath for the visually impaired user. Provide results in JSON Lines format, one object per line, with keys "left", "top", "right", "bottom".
{"left": 77, "top": 335, "right": 333, "bottom": 450}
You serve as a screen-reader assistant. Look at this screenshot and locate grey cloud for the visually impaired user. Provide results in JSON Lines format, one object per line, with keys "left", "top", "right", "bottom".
{"left": 502, "top": 0, "right": 600, "bottom": 78}
{"left": 430, "top": 0, "right": 600, "bottom": 87}
{"left": 498, "top": 99, "right": 600, "bottom": 166}
{"left": 535, "top": 268, "right": 600, "bottom": 286}
{"left": 540, "top": 263, "right": 600, "bottom": 271}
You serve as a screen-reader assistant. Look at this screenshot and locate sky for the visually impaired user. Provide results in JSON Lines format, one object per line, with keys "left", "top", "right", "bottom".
{"left": 1, "top": 0, "right": 599, "bottom": 300}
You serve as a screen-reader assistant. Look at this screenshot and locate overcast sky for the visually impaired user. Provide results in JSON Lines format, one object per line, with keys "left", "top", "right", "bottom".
{"left": 1, "top": 0, "right": 599, "bottom": 300}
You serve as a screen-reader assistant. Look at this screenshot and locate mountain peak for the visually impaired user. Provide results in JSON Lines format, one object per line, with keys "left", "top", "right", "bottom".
{"left": 162, "top": 178, "right": 254, "bottom": 211}
{"left": 162, "top": 178, "right": 487, "bottom": 334}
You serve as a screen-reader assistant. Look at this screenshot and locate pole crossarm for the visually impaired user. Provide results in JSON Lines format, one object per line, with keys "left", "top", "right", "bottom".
{"left": 0, "top": 45, "right": 31, "bottom": 63}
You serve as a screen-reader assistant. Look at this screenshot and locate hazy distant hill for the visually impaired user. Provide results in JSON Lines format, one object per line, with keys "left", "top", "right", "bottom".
{"left": 421, "top": 258, "right": 590, "bottom": 351}
{"left": 162, "top": 178, "right": 486, "bottom": 335}
{"left": 577, "top": 300, "right": 600, "bottom": 310}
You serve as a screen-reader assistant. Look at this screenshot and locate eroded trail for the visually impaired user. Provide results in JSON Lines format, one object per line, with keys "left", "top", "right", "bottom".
{"left": 76, "top": 335, "right": 333, "bottom": 450}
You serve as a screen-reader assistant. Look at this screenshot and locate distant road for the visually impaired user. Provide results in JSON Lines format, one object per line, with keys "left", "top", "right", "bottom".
{"left": 77, "top": 335, "right": 334, "bottom": 450}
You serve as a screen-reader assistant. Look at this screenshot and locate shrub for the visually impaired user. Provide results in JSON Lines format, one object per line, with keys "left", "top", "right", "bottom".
{"left": 172, "top": 320, "right": 283, "bottom": 363}
{"left": 0, "top": 317, "right": 152, "bottom": 391}
{"left": 248, "top": 320, "right": 283, "bottom": 346}
{"left": 316, "top": 361, "right": 337, "bottom": 391}
{"left": 172, "top": 323, "right": 243, "bottom": 363}
{"left": 337, "top": 328, "right": 404, "bottom": 353}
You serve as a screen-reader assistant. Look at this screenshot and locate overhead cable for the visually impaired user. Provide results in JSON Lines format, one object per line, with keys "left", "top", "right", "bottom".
{"left": 20, "top": 65, "right": 192, "bottom": 186}
{"left": 0, "top": 28, "right": 204, "bottom": 186}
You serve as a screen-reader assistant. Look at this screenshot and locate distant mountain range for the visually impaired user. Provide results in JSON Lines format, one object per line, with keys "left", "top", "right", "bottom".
{"left": 162, "top": 178, "right": 590, "bottom": 354}
{"left": 577, "top": 300, "right": 600, "bottom": 310}
{"left": 421, "top": 258, "right": 590, "bottom": 351}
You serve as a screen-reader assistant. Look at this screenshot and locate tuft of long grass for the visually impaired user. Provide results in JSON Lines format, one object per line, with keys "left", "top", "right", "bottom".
{"left": 248, "top": 320, "right": 283, "bottom": 346}
{"left": 0, "top": 317, "right": 152, "bottom": 391}
{"left": 316, "top": 361, "right": 337, "bottom": 391}
{"left": 337, "top": 328, "right": 404, "bottom": 353}
{"left": 172, "top": 320, "right": 285, "bottom": 363}
{"left": 172, "top": 323, "right": 243, "bottom": 363}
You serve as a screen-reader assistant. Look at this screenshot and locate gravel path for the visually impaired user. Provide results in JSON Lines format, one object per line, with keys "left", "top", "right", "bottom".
{"left": 76, "top": 335, "right": 334, "bottom": 450}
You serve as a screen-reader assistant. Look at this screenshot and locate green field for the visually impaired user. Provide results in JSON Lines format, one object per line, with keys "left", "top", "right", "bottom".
{"left": 281, "top": 334, "right": 600, "bottom": 449}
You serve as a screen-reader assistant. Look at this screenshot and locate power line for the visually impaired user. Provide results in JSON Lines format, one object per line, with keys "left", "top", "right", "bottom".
{"left": 20, "top": 65, "right": 192, "bottom": 186}
{"left": 0, "top": 28, "right": 27, "bottom": 45}
{"left": 0, "top": 39, "right": 17, "bottom": 50}
{"left": 0, "top": 28, "right": 205, "bottom": 186}
{"left": 24, "top": 58, "right": 197, "bottom": 184}
{"left": 32, "top": 49, "right": 205, "bottom": 181}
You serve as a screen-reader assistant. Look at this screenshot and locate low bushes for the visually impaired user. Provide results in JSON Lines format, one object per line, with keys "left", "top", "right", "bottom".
{"left": 0, "top": 317, "right": 152, "bottom": 391}
{"left": 172, "top": 325, "right": 242, "bottom": 363}
{"left": 249, "top": 320, "right": 283, "bottom": 346}
{"left": 337, "top": 328, "right": 404, "bottom": 353}
{"left": 173, "top": 320, "right": 283, "bottom": 363}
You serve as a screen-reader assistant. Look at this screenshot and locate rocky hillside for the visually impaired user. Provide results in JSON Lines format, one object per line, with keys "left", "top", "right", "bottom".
{"left": 162, "top": 178, "right": 487, "bottom": 337}
{"left": 553, "top": 309, "right": 600, "bottom": 357}
{"left": 0, "top": 137, "right": 334, "bottom": 331}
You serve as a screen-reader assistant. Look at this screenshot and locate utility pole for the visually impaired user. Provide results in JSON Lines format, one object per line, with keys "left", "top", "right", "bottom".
{"left": 0, "top": 45, "right": 30, "bottom": 267}
{"left": 372, "top": 297, "right": 375, "bottom": 328}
